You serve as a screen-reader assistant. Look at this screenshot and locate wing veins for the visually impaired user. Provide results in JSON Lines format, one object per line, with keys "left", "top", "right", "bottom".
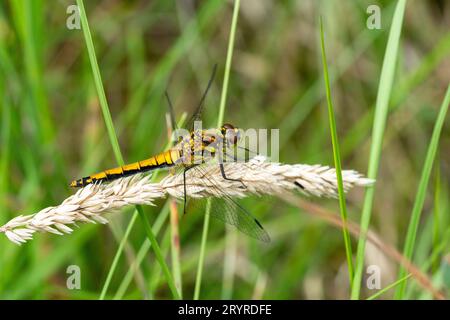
{"left": 187, "top": 164, "right": 270, "bottom": 242}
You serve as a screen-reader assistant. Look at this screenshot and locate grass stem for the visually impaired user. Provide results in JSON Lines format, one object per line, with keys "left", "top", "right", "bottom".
{"left": 395, "top": 84, "right": 450, "bottom": 299}
{"left": 194, "top": 201, "right": 211, "bottom": 300}
{"left": 351, "top": 0, "right": 406, "bottom": 299}
{"left": 366, "top": 274, "right": 412, "bottom": 300}
{"left": 319, "top": 17, "right": 354, "bottom": 289}
{"left": 194, "top": 0, "right": 240, "bottom": 299}
{"left": 77, "top": 0, "right": 179, "bottom": 299}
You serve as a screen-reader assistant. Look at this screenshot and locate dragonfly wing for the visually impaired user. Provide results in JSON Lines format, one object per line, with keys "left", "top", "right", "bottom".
{"left": 189, "top": 164, "right": 270, "bottom": 243}
{"left": 208, "top": 196, "right": 271, "bottom": 243}
{"left": 186, "top": 64, "right": 218, "bottom": 131}
{"left": 164, "top": 91, "right": 178, "bottom": 132}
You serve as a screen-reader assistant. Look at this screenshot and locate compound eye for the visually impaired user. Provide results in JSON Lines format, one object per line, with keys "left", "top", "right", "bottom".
{"left": 222, "top": 123, "right": 234, "bottom": 131}
{"left": 225, "top": 128, "right": 239, "bottom": 145}
{"left": 221, "top": 124, "right": 240, "bottom": 145}
{"left": 234, "top": 128, "right": 241, "bottom": 142}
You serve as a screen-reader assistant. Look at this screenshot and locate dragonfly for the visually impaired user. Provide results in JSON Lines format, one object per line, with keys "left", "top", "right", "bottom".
{"left": 70, "top": 65, "right": 270, "bottom": 242}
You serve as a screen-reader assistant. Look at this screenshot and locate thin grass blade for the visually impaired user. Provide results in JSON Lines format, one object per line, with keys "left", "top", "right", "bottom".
{"left": 76, "top": 0, "right": 179, "bottom": 300}
{"left": 319, "top": 17, "right": 354, "bottom": 289}
{"left": 194, "top": 0, "right": 241, "bottom": 300}
{"left": 395, "top": 84, "right": 450, "bottom": 299}
{"left": 351, "top": 0, "right": 407, "bottom": 300}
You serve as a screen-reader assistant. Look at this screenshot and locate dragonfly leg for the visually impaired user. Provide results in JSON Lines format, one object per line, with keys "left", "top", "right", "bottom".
{"left": 219, "top": 163, "right": 246, "bottom": 189}
{"left": 183, "top": 165, "right": 197, "bottom": 215}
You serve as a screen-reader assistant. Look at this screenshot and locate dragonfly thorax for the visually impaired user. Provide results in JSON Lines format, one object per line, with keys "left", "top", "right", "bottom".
{"left": 175, "top": 125, "right": 240, "bottom": 166}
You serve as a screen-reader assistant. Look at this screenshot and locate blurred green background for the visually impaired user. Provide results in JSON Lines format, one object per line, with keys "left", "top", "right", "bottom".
{"left": 0, "top": 0, "right": 449, "bottom": 299}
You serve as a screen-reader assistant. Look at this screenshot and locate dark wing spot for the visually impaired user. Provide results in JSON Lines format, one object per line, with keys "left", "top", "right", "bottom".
{"left": 254, "top": 218, "right": 264, "bottom": 229}
{"left": 294, "top": 181, "right": 305, "bottom": 190}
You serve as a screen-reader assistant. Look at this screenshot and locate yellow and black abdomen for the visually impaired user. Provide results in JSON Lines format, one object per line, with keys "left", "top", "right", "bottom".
{"left": 70, "top": 149, "right": 181, "bottom": 188}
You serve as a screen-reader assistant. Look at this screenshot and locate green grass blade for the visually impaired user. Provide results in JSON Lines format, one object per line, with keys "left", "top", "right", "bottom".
{"left": 366, "top": 274, "right": 412, "bottom": 300}
{"left": 432, "top": 153, "right": 441, "bottom": 273}
{"left": 76, "top": 0, "right": 179, "bottom": 300}
{"left": 148, "top": 227, "right": 172, "bottom": 295}
{"left": 194, "top": 0, "right": 241, "bottom": 300}
{"left": 170, "top": 201, "right": 183, "bottom": 298}
{"left": 76, "top": 0, "right": 123, "bottom": 165}
{"left": 194, "top": 201, "right": 211, "bottom": 300}
{"left": 351, "top": 0, "right": 407, "bottom": 300}
{"left": 99, "top": 212, "right": 138, "bottom": 300}
{"left": 7, "top": 226, "right": 96, "bottom": 299}
{"left": 220, "top": 0, "right": 241, "bottom": 300}
{"left": 111, "top": 115, "right": 186, "bottom": 299}
{"left": 137, "top": 206, "right": 180, "bottom": 299}
{"left": 342, "top": 30, "right": 450, "bottom": 157}
{"left": 319, "top": 17, "right": 354, "bottom": 289}
{"left": 395, "top": 84, "right": 450, "bottom": 299}
{"left": 216, "top": 0, "right": 240, "bottom": 128}
{"left": 114, "top": 203, "right": 170, "bottom": 300}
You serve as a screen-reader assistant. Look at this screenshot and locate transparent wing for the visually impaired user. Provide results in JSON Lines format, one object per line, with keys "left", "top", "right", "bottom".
{"left": 164, "top": 91, "right": 178, "bottom": 133}
{"left": 185, "top": 64, "right": 217, "bottom": 132}
{"left": 186, "top": 163, "right": 270, "bottom": 243}
{"left": 165, "top": 65, "right": 216, "bottom": 146}
{"left": 208, "top": 195, "right": 271, "bottom": 243}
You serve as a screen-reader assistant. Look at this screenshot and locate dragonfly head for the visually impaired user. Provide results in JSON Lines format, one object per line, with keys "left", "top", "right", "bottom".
{"left": 221, "top": 123, "right": 241, "bottom": 146}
